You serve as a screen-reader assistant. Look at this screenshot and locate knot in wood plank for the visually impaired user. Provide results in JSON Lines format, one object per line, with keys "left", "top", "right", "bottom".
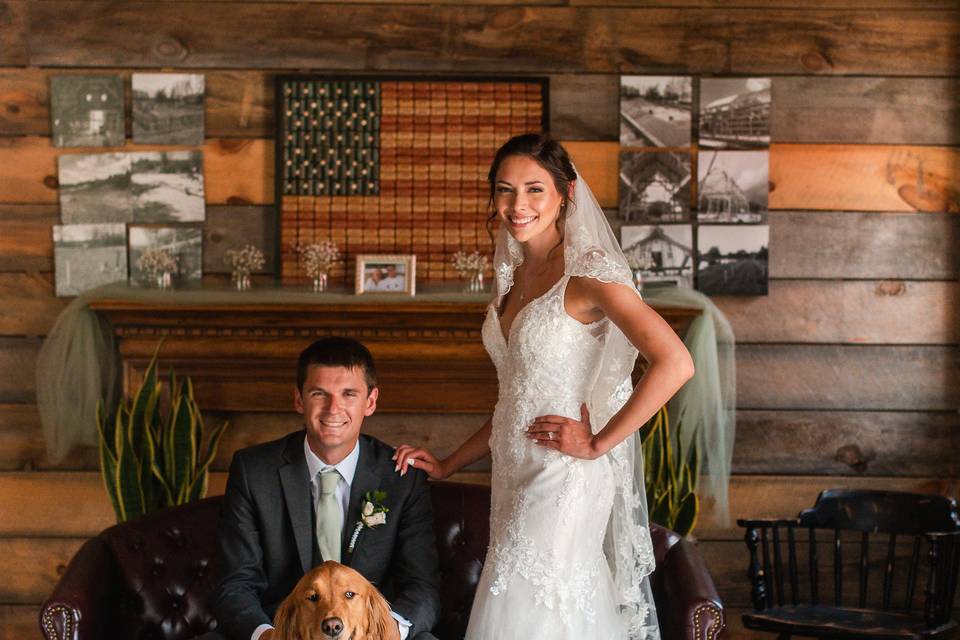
{"left": 875, "top": 280, "right": 906, "bottom": 297}
{"left": 800, "top": 48, "right": 834, "bottom": 73}
{"left": 488, "top": 7, "right": 528, "bottom": 31}
{"left": 151, "top": 34, "right": 188, "bottom": 63}
{"left": 834, "top": 444, "right": 875, "bottom": 473}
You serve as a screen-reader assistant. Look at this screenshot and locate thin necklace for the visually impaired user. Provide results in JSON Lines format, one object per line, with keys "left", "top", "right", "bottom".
{"left": 518, "top": 253, "right": 557, "bottom": 301}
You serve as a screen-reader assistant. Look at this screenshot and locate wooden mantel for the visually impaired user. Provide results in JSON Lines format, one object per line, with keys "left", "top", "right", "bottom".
{"left": 89, "top": 288, "right": 700, "bottom": 414}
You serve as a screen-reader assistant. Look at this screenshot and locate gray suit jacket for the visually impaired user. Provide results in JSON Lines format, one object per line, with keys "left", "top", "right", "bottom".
{"left": 213, "top": 431, "right": 441, "bottom": 640}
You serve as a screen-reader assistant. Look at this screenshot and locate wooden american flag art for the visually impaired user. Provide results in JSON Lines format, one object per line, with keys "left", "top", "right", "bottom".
{"left": 276, "top": 76, "right": 548, "bottom": 286}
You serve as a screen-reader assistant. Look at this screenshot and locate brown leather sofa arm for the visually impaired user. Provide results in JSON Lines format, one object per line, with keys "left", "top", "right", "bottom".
{"left": 40, "top": 537, "right": 120, "bottom": 640}
{"left": 657, "top": 537, "right": 725, "bottom": 640}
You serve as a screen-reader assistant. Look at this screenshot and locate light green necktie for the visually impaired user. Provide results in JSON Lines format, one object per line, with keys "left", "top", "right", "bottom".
{"left": 316, "top": 468, "right": 342, "bottom": 562}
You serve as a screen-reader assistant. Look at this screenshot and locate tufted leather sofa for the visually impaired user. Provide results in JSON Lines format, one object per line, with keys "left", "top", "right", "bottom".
{"left": 41, "top": 481, "right": 724, "bottom": 639}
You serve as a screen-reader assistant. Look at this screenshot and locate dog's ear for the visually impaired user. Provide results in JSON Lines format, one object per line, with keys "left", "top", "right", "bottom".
{"left": 273, "top": 590, "right": 297, "bottom": 638}
{"left": 364, "top": 587, "right": 394, "bottom": 639}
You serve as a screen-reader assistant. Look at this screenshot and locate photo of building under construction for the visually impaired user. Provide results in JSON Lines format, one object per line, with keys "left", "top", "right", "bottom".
{"left": 619, "top": 151, "right": 693, "bottom": 223}
{"left": 697, "top": 150, "right": 768, "bottom": 223}
{"left": 699, "top": 77, "right": 770, "bottom": 150}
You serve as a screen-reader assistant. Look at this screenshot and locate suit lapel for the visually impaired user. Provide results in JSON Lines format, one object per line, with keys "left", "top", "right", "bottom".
{"left": 343, "top": 436, "right": 380, "bottom": 566}
{"left": 278, "top": 432, "right": 313, "bottom": 574}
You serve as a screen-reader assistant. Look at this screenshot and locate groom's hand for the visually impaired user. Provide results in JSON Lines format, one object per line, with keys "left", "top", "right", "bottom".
{"left": 527, "top": 403, "right": 600, "bottom": 460}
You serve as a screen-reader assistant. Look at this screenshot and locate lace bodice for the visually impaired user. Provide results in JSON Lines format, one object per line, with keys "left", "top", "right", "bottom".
{"left": 482, "top": 276, "right": 607, "bottom": 403}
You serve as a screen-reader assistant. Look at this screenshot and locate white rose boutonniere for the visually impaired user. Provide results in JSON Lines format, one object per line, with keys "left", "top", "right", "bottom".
{"left": 347, "top": 490, "right": 389, "bottom": 554}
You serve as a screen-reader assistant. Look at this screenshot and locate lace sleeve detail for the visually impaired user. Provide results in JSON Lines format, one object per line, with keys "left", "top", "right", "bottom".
{"left": 565, "top": 246, "right": 634, "bottom": 287}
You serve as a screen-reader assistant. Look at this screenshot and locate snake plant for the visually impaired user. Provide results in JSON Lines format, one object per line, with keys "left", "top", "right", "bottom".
{"left": 96, "top": 344, "right": 228, "bottom": 523}
{"left": 639, "top": 405, "right": 700, "bottom": 536}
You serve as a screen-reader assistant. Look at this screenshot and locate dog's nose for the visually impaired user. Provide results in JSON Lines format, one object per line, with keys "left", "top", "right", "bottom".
{"left": 321, "top": 617, "right": 344, "bottom": 637}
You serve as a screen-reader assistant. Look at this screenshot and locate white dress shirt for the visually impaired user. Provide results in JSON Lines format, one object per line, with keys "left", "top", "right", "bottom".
{"left": 250, "top": 438, "right": 411, "bottom": 640}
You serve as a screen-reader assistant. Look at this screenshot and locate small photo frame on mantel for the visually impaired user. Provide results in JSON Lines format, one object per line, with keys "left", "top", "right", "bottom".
{"left": 355, "top": 254, "right": 416, "bottom": 295}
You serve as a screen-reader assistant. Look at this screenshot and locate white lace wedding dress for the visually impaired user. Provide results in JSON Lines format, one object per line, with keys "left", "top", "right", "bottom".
{"left": 464, "top": 274, "right": 660, "bottom": 640}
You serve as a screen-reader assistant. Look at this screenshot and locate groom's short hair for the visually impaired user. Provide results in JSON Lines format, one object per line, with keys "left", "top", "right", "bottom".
{"left": 297, "top": 337, "right": 378, "bottom": 393}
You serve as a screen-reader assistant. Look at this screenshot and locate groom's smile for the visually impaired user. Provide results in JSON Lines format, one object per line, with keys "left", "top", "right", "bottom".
{"left": 294, "top": 364, "right": 379, "bottom": 465}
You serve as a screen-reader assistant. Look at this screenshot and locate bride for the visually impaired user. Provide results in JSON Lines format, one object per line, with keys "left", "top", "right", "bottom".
{"left": 393, "top": 134, "right": 694, "bottom": 639}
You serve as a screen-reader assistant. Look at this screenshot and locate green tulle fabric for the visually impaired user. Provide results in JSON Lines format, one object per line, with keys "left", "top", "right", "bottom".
{"left": 36, "top": 281, "right": 735, "bottom": 524}
{"left": 643, "top": 286, "right": 737, "bottom": 527}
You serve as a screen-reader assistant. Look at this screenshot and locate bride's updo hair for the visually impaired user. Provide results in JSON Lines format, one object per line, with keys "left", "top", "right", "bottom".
{"left": 485, "top": 133, "right": 578, "bottom": 244}
{"left": 487, "top": 133, "right": 577, "bottom": 198}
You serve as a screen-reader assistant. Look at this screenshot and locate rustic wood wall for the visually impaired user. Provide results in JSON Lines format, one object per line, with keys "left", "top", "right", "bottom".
{"left": 1, "top": 1, "right": 958, "bottom": 636}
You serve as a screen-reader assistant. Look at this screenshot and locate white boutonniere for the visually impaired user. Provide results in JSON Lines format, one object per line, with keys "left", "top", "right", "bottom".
{"left": 347, "top": 490, "right": 389, "bottom": 554}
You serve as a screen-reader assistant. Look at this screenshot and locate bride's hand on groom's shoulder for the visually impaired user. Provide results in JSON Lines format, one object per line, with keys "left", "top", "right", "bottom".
{"left": 392, "top": 445, "right": 447, "bottom": 480}
{"left": 527, "top": 403, "right": 601, "bottom": 460}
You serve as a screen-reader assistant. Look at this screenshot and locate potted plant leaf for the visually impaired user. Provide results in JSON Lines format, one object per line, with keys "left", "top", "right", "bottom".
{"left": 639, "top": 405, "right": 700, "bottom": 537}
{"left": 96, "top": 343, "right": 229, "bottom": 523}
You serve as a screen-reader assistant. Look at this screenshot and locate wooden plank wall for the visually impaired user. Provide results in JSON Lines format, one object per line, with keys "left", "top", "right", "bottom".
{"left": 1, "top": 1, "right": 958, "bottom": 636}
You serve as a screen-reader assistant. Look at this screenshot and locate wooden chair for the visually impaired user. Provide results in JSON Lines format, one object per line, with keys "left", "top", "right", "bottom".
{"left": 738, "top": 489, "right": 960, "bottom": 639}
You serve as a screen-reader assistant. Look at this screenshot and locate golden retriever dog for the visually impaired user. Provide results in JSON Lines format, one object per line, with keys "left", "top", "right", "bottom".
{"left": 273, "top": 561, "right": 396, "bottom": 640}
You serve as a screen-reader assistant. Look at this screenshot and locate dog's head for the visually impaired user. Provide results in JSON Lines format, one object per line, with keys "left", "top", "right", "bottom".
{"left": 273, "top": 561, "right": 393, "bottom": 640}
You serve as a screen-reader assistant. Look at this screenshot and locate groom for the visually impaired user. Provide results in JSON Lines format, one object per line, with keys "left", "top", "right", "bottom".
{"left": 211, "top": 337, "right": 441, "bottom": 640}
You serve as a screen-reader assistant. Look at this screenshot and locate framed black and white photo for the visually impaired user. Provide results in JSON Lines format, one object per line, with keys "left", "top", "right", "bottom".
{"left": 697, "top": 150, "right": 768, "bottom": 223}
{"left": 128, "top": 225, "right": 203, "bottom": 287}
{"left": 619, "top": 151, "right": 692, "bottom": 223}
{"left": 132, "top": 73, "right": 205, "bottom": 145}
{"left": 131, "top": 151, "right": 205, "bottom": 222}
{"left": 620, "top": 76, "right": 692, "bottom": 148}
{"left": 50, "top": 75, "right": 125, "bottom": 148}
{"left": 58, "top": 153, "right": 133, "bottom": 223}
{"left": 53, "top": 223, "right": 127, "bottom": 297}
{"left": 354, "top": 254, "right": 416, "bottom": 295}
{"left": 699, "top": 78, "right": 771, "bottom": 150}
{"left": 620, "top": 224, "right": 694, "bottom": 290}
{"left": 696, "top": 224, "right": 769, "bottom": 296}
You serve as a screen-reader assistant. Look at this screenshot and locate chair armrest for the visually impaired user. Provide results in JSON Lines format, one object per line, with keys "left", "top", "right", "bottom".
{"left": 736, "top": 518, "right": 800, "bottom": 528}
{"left": 657, "top": 538, "right": 725, "bottom": 640}
{"left": 40, "top": 536, "right": 119, "bottom": 640}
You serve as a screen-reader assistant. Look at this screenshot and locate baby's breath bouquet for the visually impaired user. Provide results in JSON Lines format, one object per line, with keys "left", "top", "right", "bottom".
{"left": 625, "top": 249, "right": 655, "bottom": 291}
{"left": 296, "top": 240, "right": 340, "bottom": 292}
{"left": 451, "top": 250, "right": 489, "bottom": 294}
{"left": 136, "top": 247, "right": 178, "bottom": 289}
{"left": 224, "top": 244, "right": 265, "bottom": 291}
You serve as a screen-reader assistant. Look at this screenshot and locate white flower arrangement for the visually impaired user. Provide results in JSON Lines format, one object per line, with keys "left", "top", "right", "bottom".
{"left": 137, "top": 247, "right": 178, "bottom": 278}
{"left": 224, "top": 244, "right": 265, "bottom": 276}
{"left": 626, "top": 249, "right": 656, "bottom": 272}
{"left": 296, "top": 240, "right": 340, "bottom": 278}
{"left": 451, "top": 250, "right": 489, "bottom": 278}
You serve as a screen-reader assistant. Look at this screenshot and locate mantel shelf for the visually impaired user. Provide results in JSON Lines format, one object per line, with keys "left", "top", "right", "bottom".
{"left": 89, "top": 284, "right": 701, "bottom": 414}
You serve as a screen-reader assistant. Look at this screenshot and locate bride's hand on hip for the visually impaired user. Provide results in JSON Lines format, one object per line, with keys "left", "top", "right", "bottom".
{"left": 392, "top": 445, "right": 447, "bottom": 479}
{"left": 528, "top": 403, "right": 601, "bottom": 460}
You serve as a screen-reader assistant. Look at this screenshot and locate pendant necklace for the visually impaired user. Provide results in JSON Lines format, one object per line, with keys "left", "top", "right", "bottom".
{"left": 518, "top": 253, "right": 555, "bottom": 302}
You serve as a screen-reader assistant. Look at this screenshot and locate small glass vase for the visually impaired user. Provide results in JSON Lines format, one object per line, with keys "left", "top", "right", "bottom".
{"left": 152, "top": 271, "right": 173, "bottom": 290}
{"left": 233, "top": 272, "right": 252, "bottom": 291}
{"left": 311, "top": 271, "right": 328, "bottom": 292}
{"left": 463, "top": 270, "right": 485, "bottom": 294}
